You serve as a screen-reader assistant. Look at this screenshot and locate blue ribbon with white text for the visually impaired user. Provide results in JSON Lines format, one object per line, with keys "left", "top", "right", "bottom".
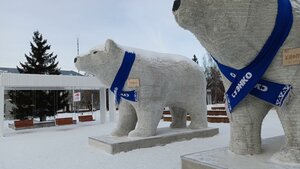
{"left": 213, "top": 57, "right": 292, "bottom": 112}
{"left": 212, "top": 0, "right": 293, "bottom": 112}
{"left": 110, "top": 51, "right": 138, "bottom": 105}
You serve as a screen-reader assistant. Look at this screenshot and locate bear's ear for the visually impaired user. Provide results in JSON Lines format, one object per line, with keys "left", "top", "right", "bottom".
{"left": 105, "top": 39, "right": 119, "bottom": 52}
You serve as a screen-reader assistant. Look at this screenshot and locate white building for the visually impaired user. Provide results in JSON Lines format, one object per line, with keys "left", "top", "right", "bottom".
{"left": 0, "top": 71, "right": 117, "bottom": 136}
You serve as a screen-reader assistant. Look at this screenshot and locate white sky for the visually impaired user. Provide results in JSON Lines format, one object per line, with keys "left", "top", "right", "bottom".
{"left": 0, "top": 0, "right": 206, "bottom": 71}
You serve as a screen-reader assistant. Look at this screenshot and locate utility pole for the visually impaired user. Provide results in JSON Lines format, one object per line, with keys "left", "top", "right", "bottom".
{"left": 76, "top": 37, "right": 80, "bottom": 56}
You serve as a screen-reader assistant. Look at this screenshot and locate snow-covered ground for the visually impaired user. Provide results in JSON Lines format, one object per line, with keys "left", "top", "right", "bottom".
{"left": 0, "top": 109, "right": 284, "bottom": 169}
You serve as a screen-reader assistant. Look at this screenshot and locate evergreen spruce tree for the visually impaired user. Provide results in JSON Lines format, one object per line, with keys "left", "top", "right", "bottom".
{"left": 9, "top": 31, "right": 69, "bottom": 121}
{"left": 201, "top": 54, "right": 225, "bottom": 104}
{"left": 206, "top": 65, "right": 225, "bottom": 103}
{"left": 8, "top": 90, "right": 33, "bottom": 120}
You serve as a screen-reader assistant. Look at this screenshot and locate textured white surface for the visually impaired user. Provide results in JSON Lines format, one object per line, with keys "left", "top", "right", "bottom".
{"left": 75, "top": 39, "right": 207, "bottom": 137}
{"left": 0, "top": 109, "right": 284, "bottom": 169}
{"left": 182, "top": 136, "right": 300, "bottom": 169}
{"left": 173, "top": 0, "right": 300, "bottom": 164}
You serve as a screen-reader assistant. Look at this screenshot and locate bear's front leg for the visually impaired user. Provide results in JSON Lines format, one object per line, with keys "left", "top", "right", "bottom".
{"left": 111, "top": 101, "right": 137, "bottom": 137}
{"left": 229, "top": 96, "right": 271, "bottom": 155}
{"left": 128, "top": 100, "right": 164, "bottom": 137}
{"left": 273, "top": 94, "right": 300, "bottom": 163}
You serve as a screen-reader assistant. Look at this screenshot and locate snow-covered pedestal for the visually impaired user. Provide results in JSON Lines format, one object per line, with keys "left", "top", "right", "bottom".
{"left": 89, "top": 127, "right": 218, "bottom": 154}
{"left": 181, "top": 136, "right": 300, "bottom": 169}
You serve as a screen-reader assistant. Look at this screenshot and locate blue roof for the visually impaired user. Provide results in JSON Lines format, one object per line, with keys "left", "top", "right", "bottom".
{"left": 0, "top": 67, "right": 82, "bottom": 76}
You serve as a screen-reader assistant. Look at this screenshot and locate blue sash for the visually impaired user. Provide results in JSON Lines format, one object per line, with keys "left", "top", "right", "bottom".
{"left": 212, "top": 0, "right": 293, "bottom": 112}
{"left": 110, "top": 51, "right": 138, "bottom": 105}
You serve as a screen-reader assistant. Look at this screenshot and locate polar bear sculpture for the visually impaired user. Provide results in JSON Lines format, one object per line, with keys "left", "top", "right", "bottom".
{"left": 173, "top": 0, "right": 300, "bottom": 164}
{"left": 74, "top": 39, "right": 207, "bottom": 137}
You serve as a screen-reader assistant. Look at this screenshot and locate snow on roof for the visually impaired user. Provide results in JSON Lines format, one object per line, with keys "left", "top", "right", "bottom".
{"left": 0, "top": 73, "right": 104, "bottom": 90}
{"left": 0, "top": 67, "right": 82, "bottom": 76}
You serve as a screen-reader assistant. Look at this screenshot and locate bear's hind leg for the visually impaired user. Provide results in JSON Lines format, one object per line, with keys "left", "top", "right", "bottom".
{"left": 111, "top": 101, "right": 137, "bottom": 136}
{"left": 185, "top": 104, "right": 207, "bottom": 129}
{"left": 169, "top": 107, "right": 187, "bottom": 128}
{"left": 272, "top": 94, "right": 300, "bottom": 163}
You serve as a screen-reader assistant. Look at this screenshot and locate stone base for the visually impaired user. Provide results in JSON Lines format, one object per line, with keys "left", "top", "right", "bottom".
{"left": 9, "top": 120, "right": 56, "bottom": 130}
{"left": 181, "top": 136, "right": 300, "bottom": 169}
{"left": 89, "top": 127, "right": 219, "bottom": 154}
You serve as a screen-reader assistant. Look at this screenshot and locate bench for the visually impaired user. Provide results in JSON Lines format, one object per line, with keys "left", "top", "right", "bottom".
{"left": 78, "top": 115, "right": 94, "bottom": 122}
{"left": 14, "top": 119, "right": 34, "bottom": 129}
{"left": 162, "top": 107, "right": 229, "bottom": 123}
{"left": 208, "top": 106, "right": 229, "bottom": 123}
{"left": 207, "top": 110, "right": 227, "bottom": 116}
{"left": 211, "top": 106, "right": 226, "bottom": 110}
{"left": 207, "top": 116, "right": 229, "bottom": 123}
{"left": 162, "top": 110, "right": 191, "bottom": 122}
{"left": 55, "top": 117, "right": 76, "bottom": 125}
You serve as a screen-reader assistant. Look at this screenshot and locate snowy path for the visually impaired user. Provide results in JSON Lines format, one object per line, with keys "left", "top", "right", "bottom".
{"left": 0, "top": 110, "right": 283, "bottom": 169}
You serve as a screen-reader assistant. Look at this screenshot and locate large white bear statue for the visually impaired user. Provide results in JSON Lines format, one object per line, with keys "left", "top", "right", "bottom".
{"left": 173, "top": 0, "right": 300, "bottom": 164}
{"left": 74, "top": 39, "right": 207, "bottom": 137}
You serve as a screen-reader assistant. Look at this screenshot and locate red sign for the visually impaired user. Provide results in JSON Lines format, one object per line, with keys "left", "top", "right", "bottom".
{"left": 73, "top": 92, "right": 81, "bottom": 102}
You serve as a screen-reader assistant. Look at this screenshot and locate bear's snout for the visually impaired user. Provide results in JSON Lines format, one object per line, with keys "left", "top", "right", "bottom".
{"left": 172, "top": 0, "right": 181, "bottom": 12}
{"left": 74, "top": 57, "right": 78, "bottom": 63}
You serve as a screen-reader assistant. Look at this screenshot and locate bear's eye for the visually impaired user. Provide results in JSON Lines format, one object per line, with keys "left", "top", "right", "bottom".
{"left": 93, "top": 51, "right": 98, "bottom": 54}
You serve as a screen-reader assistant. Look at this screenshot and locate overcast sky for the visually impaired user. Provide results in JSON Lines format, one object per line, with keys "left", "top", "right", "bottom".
{"left": 0, "top": 0, "right": 206, "bottom": 71}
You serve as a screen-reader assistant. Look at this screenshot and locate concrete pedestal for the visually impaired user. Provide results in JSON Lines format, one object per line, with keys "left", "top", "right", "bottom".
{"left": 89, "top": 127, "right": 219, "bottom": 154}
{"left": 181, "top": 136, "right": 300, "bottom": 169}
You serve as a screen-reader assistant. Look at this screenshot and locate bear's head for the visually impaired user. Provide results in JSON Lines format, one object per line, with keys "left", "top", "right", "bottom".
{"left": 74, "top": 39, "right": 123, "bottom": 86}
{"left": 172, "top": 0, "right": 282, "bottom": 68}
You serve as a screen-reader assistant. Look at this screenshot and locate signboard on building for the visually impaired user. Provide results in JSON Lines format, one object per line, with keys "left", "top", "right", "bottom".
{"left": 73, "top": 92, "right": 81, "bottom": 102}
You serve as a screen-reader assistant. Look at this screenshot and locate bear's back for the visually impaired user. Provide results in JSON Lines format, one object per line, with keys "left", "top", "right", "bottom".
{"left": 119, "top": 45, "right": 201, "bottom": 72}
